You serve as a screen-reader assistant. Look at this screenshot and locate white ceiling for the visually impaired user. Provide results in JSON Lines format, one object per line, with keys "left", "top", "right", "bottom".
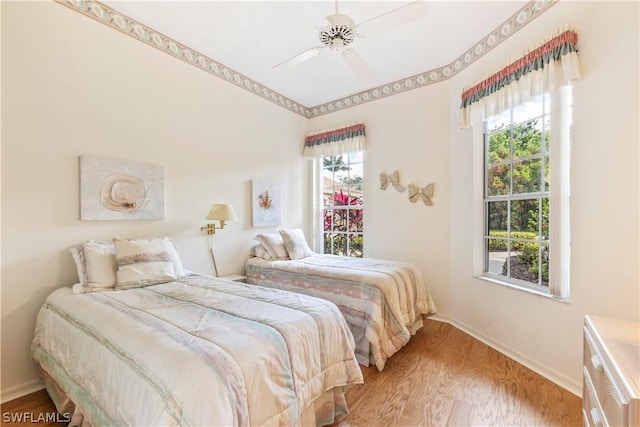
{"left": 100, "top": 1, "right": 531, "bottom": 108}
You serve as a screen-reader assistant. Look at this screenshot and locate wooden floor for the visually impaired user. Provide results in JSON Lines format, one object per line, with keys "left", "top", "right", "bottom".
{"left": 1, "top": 319, "right": 582, "bottom": 427}
{"left": 1, "top": 389, "right": 66, "bottom": 427}
{"left": 329, "top": 319, "right": 582, "bottom": 427}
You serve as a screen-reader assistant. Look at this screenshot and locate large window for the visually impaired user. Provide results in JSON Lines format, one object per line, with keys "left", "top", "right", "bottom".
{"left": 482, "top": 89, "right": 570, "bottom": 296}
{"left": 321, "top": 153, "right": 364, "bottom": 257}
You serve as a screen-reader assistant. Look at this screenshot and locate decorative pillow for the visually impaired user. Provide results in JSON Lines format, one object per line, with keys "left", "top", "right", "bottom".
{"left": 249, "top": 244, "right": 273, "bottom": 260}
{"left": 70, "top": 240, "right": 117, "bottom": 294}
{"left": 255, "top": 233, "right": 289, "bottom": 259}
{"left": 279, "top": 228, "right": 313, "bottom": 260}
{"left": 113, "top": 237, "right": 177, "bottom": 290}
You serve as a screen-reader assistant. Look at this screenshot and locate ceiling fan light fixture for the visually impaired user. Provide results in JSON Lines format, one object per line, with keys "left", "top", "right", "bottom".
{"left": 330, "top": 38, "right": 345, "bottom": 52}
{"left": 320, "top": 25, "right": 355, "bottom": 49}
{"left": 320, "top": 13, "right": 355, "bottom": 50}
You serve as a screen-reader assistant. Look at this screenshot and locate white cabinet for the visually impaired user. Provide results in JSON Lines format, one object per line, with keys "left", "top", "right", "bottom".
{"left": 583, "top": 315, "right": 639, "bottom": 427}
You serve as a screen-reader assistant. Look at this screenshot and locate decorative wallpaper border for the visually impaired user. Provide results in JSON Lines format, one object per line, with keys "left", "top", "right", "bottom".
{"left": 310, "top": 0, "right": 557, "bottom": 117}
{"left": 57, "top": 0, "right": 556, "bottom": 119}
{"left": 56, "top": 0, "right": 313, "bottom": 118}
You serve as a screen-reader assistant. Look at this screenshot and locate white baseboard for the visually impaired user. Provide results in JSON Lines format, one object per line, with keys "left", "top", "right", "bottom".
{"left": 1, "top": 379, "right": 44, "bottom": 404}
{"left": 431, "top": 314, "right": 582, "bottom": 398}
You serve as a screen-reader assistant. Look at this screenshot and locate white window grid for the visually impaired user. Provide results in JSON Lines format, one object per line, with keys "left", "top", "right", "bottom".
{"left": 483, "top": 95, "right": 551, "bottom": 291}
{"left": 321, "top": 153, "right": 364, "bottom": 257}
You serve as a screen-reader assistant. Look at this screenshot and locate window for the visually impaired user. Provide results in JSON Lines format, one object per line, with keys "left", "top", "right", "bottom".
{"left": 320, "top": 153, "right": 364, "bottom": 257}
{"left": 482, "top": 88, "right": 571, "bottom": 297}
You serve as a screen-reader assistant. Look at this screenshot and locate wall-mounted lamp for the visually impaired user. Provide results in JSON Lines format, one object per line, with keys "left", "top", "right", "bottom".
{"left": 200, "top": 204, "right": 238, "bottom": 235}
{"left": 200, "top": 204, "right": 238, "bottom": 276}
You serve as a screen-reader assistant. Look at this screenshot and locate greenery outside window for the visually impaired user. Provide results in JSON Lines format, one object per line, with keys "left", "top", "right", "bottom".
{"left": 483, "top": 94, "right": 554, "bottom": 292}
{"left": 321, "top": 153, "right": 364, "bottom": 257}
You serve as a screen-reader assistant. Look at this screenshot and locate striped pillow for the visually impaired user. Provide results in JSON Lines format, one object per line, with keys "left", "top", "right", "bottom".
{"left": 70, "top": 240, "right": 117, "bottom": 294}
{"left": 255, "top": 233, "right": 289, "bottom": 259}
{"left": 279, "top": 228, "right": 313, "bottom": 260}
{"left": 249, "top": 244, "right": 273, "bottom": 260}
{"left": 114, "top": 238, "right": 177, "bottom": 290}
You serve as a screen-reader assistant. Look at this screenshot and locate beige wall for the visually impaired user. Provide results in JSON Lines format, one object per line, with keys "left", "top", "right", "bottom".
{"left": 448, "top": 1, "right": 639, "bottom": 394}
{"left": 2, "top": 0, "right": 639, "bottom": 402}
{"left": 1, "top": 1, "right": 309, "bottom": 399}
{"left": 307, "top": 83, "right": 451, "bottom": 321}
{"left": 309, "top": 0, "right": 640, "bottom": 396}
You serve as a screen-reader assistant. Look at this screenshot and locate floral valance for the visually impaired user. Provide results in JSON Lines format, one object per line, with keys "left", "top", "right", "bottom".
{"left": 303, "top": 122, "right": 366, "bottom": 159}
{"left": 461, "top": 27, "right": 580, "bottom": 126}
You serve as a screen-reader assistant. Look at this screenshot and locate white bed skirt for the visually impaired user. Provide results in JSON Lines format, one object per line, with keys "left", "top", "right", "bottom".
{"left": 39, "top": 367, "right": 350, "bottom": 427}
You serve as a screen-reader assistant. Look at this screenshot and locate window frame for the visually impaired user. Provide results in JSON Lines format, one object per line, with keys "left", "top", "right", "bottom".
{"left": 483, "top": 94, "right": 550, "bottom": 292}
{"left": 473, "top": 86, "right": 571, "bottom": 300}
{"left": 312, "top": 152, "right": 364, "bottom": 257}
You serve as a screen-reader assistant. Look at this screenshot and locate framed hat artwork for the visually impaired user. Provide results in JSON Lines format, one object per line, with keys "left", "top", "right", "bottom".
{"left": 79, "top": 156, "right": 164, "bottom": 220}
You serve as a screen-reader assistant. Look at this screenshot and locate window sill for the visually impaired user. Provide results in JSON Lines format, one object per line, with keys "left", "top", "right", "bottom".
{"left": 474, "top": 273, "right": 569, "bottom": 304}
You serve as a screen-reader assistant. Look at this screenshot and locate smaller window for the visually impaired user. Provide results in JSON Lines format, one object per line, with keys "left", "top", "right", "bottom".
{"left": 320, "top": 152, "right": 364, "bottom": 257}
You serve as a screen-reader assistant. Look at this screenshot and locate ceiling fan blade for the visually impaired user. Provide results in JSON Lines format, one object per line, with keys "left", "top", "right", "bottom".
{"left": 357, "top": 1, "right": 428, "bottom": 36}
{"left": 308, "top": 0, "right": 333, "bottom": 24}
{"left": 272, "top": 46, "right": 325, "bottom": 70}
{"left": 342, "top": 49, "right": 375, "bottom": 82}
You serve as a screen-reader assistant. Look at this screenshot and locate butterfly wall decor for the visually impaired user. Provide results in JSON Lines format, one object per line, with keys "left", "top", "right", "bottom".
{"left": 408, "top": 183, "right": 435, "bottom": 206}
{"left": 379, "top": 171, "right": 405, "bottom": 193}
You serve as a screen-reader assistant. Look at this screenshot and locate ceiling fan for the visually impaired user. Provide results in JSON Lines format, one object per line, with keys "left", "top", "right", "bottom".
{"left": 272, "top": 0, "right": 429, "bottom": 82}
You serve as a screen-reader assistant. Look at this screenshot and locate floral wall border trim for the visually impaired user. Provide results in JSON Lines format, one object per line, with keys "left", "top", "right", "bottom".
{"left": 56, "top": 0, "right": 311, "bottom": 118}
{"left": 306, "top": 0, "right": 557, "bottom": 117}
{"left": 57, "top": 0, "right": 556, "bottom": 118}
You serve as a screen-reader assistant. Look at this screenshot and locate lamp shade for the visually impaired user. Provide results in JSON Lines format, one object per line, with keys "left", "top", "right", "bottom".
{"left": 205, "top": 204, "right": 238, "bottom": 221}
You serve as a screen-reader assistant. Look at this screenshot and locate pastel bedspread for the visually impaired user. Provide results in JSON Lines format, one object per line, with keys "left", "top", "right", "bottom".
{"left": 32, "top": 275, "right": 363, "bottom": 426}
{"left": 246, "top": 254, "right": 437, "bottom": 370}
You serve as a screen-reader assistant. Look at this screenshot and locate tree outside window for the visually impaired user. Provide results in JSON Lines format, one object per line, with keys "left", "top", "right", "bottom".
{"left": 322, "top": 153, "right": 364, "bottom": 257}
{"left": 485, "top": 95, "right": 550, "bottom": 288}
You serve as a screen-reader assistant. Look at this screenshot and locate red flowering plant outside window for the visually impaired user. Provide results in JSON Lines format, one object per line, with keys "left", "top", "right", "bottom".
{"left": 322, "top": 154, "right": 363, "bottom": 257}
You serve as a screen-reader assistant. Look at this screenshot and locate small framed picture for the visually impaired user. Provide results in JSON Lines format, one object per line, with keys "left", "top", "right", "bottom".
{"left": 251, "top": 180, "right": 281, "bottom": 227}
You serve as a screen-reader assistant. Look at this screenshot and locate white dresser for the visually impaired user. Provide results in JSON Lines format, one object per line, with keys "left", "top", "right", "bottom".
{"left": 583, "top": 315, "right": 639, "bottom": 427}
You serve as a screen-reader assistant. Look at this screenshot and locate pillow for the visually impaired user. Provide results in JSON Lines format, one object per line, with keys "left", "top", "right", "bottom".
{"left": 70, "top": 240, "right": 117, "bottom": 294}
{"left": 70, "top": 238, "right": 186, "bottom": 294}
{"left": 249, "top": 244, "right": 273, "bottom": 260}
{"left": 279, "top": 228, "right": 313, "bottom": 260}
{"left": 255, "top": 233, "right": 289, "bottom": 259}
{"left": 113, "top": 237, "right": 177, "bottom": 290}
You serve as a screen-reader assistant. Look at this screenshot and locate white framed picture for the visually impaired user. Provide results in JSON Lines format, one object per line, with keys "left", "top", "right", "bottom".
{"left": 80, "top": 156, "right": 164, "bottom": 220}
{"left": 251, "top": 180, "right": 281, "bottom": 227}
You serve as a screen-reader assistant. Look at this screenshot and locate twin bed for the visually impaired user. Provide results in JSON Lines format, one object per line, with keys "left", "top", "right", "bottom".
{"left": 246, "top": 253, "right": 436, "bottom": 371}
{"left": 33, "top": 275, "right": 362, "bottom": 426}
{"left": 33, "top": 233, "right": 436, "bottom": 426}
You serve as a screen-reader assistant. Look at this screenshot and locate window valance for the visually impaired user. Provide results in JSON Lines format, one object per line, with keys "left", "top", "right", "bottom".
{"left": 461, "top": 27, "right": 580, "bottom": 126}
{"left": 303, "top": 122, "right": 366, "bottom": 158}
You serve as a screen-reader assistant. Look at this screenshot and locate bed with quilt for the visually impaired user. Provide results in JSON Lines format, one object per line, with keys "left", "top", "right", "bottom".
{"left": 246, "top": 229, "right": 438, "bottom": 371}
{"left": 32, "top": 238, "right": 363, "bottom": 427}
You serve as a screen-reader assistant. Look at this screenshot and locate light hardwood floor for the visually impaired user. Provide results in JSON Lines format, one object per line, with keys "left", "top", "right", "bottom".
{"left": 1, "top": 319, "right": 582, "bottom": 427}
{"left": 329, "top": 319, "right": 582, "bottom": 426}
{"left": 1, "top": 389, "right": 65, "bottom": 427}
